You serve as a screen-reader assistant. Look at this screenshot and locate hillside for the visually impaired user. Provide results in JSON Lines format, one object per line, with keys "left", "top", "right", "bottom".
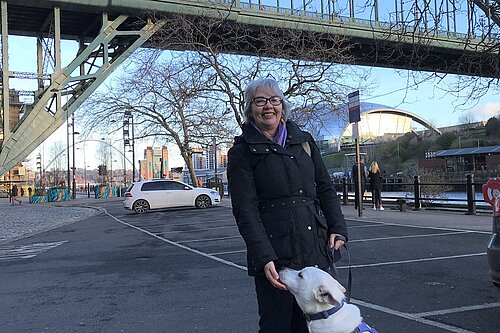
{"left": 323, "top": 116, "right": 500, "bottom": 176}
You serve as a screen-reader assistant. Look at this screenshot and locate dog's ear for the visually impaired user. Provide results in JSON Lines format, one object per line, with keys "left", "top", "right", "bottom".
{"left": 313, "top": 285, "right": 341, "bottom": 306}
{"left": 335, "top": 280, "right": 347, "bottom": 294}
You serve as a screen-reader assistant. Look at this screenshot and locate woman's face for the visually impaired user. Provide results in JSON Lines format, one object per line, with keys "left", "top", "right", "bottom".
{"left": 250, "top": 87, "right": 283, "bottom": 134}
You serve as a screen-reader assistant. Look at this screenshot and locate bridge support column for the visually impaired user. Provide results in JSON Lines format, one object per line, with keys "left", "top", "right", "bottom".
{"left": 1, "top": 1, "right": 9, "bottom": 142}
{"left": 0, "top": 11, "right": 165, "bottom": 176}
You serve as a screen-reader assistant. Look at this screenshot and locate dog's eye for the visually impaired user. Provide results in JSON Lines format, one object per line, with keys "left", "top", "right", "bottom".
{"left": 298, "top": 272, "right": 304, "bottom": 279}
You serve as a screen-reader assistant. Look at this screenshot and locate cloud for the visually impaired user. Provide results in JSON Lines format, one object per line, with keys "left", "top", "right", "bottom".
{"left": 473, "top": 102, "right": 500, "bottom": 121}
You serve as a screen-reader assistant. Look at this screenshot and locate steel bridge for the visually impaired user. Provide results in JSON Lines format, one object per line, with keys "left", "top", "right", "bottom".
{"left": 0, "top": 0, "right": 499, "bottom": 176}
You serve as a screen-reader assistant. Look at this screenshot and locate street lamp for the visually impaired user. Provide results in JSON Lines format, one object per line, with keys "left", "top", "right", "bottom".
{"left": 110, "top": 158, "right": 118, "bottom": 186}
{"left": 112, "top": 118, "right": 130, "bottom": 186}
{"left": 66, "top": 116, "right": 71, "bottom": 193}
{"left": 213, "top": 137, "right": 217, "bottom": 185}
{"left": 72, "top": 130, "right": 80, "bottom": 199}
{"left": 77, "top": 146, "right": 88, "bottom": 196}
{"left": 124, "top": 108, "right": 135, "bottom": 182}
{"left": 100, "top": 137, "right": 112, "bottom": 185}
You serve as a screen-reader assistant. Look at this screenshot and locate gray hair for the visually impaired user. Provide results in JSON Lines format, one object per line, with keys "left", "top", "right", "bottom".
{"left": 243, "top": 78, "right": 290, "bottom": 124}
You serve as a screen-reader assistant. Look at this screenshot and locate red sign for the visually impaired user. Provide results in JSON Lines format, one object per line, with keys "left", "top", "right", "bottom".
{"left": 482, "top": 177, "right": 500, "bottom": 205}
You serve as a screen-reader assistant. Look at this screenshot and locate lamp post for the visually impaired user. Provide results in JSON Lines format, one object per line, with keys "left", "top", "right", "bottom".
{"left": 77, "top": 146, "right": 87, "bottom": 195}
{"left": 66, "top": 117, "right": 71, "bottom": 193}
{"left": 113, "top": 119, "right": 129, "bottom": 187}
{"left": 124, "top": 108, "right": 135, "bottom": 182}
{"left": 72, "top": 130, "right": 80, "bottom": 199}
{"left": 213, "top": 137, "right": 217, "bottom": 185}
{"left": 100, "top": 137, "right": 111, "bottom": 185}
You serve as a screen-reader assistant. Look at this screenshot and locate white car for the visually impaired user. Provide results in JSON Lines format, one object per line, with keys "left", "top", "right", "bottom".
{"left": 123, "top": 179, "right": 221, "bottom": 213}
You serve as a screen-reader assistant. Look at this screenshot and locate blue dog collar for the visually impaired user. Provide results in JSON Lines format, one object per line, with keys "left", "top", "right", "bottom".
{"left": 305, "top": 301, "right": 344, "bottom": 322}
{"left": 305, "top": 303, "right": 378, "bottom": 333}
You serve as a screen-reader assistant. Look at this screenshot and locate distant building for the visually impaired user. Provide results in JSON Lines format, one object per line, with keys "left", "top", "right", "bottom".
{"left": 421, "top": 145, "right": 500, "bottom": 174}
{"left": 0, "top": 163, "right": 36, "bottom": 194}
{"left": 1, "top": 89, "right": 33, "bottom": 141}
{"left": 191, "top": 147, "right": 205, "bottom": 170}
{"left": 302, "top": 102, "right": 441, "bottom": 154}
{"left": 139, "top": 146, "right": 169, "bottom": 180}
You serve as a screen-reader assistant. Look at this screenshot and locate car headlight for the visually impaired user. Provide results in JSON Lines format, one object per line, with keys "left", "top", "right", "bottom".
{"left": 210, "top": 191, "right": 218, "bottom": 196}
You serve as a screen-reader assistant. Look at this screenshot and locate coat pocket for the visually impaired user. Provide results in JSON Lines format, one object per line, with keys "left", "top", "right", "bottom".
{"left": 313, "top": 209, "right": 329, "bottom": 256}
{"left": 261, "top": 213, "right": 292, "bottom": 260}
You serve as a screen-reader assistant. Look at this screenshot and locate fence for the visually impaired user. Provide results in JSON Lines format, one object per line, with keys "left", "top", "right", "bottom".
{"left": 334, "top": 174, "right": 493, "bottom": 215}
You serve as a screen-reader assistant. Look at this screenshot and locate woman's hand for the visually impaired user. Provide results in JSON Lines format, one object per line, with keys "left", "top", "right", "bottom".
{"left": 329, "top": 234, "right": 346, "bottom": 250}
{"left": 264, "top": 261, "right": 288, "bottom": 290}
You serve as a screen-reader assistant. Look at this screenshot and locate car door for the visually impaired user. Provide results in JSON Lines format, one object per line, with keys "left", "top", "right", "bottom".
{"left": 165, "top": 181, "right": 193, "bottom": 207}
{"left": 140, "top": 181, "right": 168, "bottom": 209}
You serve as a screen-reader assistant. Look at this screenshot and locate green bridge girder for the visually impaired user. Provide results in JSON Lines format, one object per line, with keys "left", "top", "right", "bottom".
{"left": 0, "top": 0, "right": 498, "bottom": 176}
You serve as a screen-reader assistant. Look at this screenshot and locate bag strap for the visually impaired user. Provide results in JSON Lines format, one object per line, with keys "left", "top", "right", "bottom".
{"left": 328, "top": 245, "right": 352, "bottom": 303}
{"left": 301, "top": 141, "right": 311, "bottom": 157}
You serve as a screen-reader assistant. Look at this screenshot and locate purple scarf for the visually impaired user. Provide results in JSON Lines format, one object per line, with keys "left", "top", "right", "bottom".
{"left": 253, "top": 119, "right": 287, "bottom": 147}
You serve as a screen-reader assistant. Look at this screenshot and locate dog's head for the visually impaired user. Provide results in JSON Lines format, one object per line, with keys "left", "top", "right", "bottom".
{"left": 279, "top": 267, "right": 346, "bottom": 314}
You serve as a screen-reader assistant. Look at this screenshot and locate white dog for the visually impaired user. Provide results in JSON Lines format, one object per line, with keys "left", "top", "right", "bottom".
{"left": 279, "top": 267, "right": 378, "bottom": 333}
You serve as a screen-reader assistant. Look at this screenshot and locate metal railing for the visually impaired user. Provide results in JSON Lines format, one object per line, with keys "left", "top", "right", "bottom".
{"left": 233, "top": 1, "right": 495, "bottom": 42}
{"left": 334, "top": 174, "right": 493, "bottom": 215}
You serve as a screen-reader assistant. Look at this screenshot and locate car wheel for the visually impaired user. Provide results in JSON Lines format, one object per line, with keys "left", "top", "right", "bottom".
{"left": 195, "top": 194, "right": 211, "bottom": 209}
{"left": 133, "top": 199, "right": 150, "bottom": 213}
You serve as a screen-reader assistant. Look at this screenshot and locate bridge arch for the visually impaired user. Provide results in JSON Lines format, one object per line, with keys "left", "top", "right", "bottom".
{"left": 340, "top": 107, "right": 442, "bottom": 144}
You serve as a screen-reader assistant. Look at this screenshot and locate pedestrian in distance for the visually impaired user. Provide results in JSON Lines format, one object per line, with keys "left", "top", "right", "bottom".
{"left": 11, "top": 184, "right": 21, "bottom": 205}
{"left": 20, "top": 187, "right": 24, "bottom": 197}
{"left": 368, "top": 161, "right": 384, "bottom": 210}
{"left": 352, "top": 157, "right": 368, "bottom": 210}
{"left": 227, "top": 78, "right": 348, "bottom": 333}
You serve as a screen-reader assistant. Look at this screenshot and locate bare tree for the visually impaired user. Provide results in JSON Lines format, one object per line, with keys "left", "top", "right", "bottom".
{"left": 79, "top": 8, "right": 375, "bottom": 185}
{"left": 148, "top": 9, "right": 373, "bottom": 130}
{"left": 377, "top": 0, "right": 500, "bottom": 108}
{"left": 81, "top": 56, "right": 235, "bottom": 185}
{"left": 458, "top": 110, "right": 477, "bottom": 132}
{"left": 47, "top": 141, "right": 66, "bottom": 187}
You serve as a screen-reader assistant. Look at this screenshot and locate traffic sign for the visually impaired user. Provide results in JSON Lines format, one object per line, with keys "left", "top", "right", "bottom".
{"left": 348, "top": 90, "right": 360, "bottom": 123}
{"left": 482, "top": 177, "right": 500, "bottom": 205}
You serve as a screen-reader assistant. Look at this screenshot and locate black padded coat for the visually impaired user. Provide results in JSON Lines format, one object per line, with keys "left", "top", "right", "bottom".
{"left": 227, "top": 120, "right": 348, "bottom": 276}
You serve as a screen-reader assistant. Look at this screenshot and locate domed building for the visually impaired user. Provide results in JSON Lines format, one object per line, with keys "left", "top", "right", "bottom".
{"left": 301, "top": 102, "right": 441, "bottom": 154}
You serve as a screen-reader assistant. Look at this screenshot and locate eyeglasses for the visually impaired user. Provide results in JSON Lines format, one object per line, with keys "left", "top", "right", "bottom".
{"left": 252, "top": 96, "right": 283, "bottom": 107}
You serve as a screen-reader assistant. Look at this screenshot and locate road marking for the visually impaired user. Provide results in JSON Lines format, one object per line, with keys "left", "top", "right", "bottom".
{"left": 160, "top": 225, "right": 237, "bottom": 234}
{"left": 0, "top": 241, "right": 67, "bottom": 261}
{"left": 338, "top": 252, "right": 486, "bottom": 269}
{"left": 413, "top": 302, "right": 500, "bottom": 317}
{"left": 177, "top": 235, "right": 241, "bottom": 244}
{"left": 348, "top": 224, "right": 387, "bottom": 228}
{"left": 104, "top": 210, "right": 247, "bottom": 271}
{"left": 346, "top": 218, "right": 491, "bottom": 235}
{"left": 105, "top": 209, "right": 487, "bottom": 333}
{"left": 352, "top": 299, "right": 476, "bottom": 333}
{"left": 209, "top": 249, "right": 246, "bottom": 256}
{"left": 144, "top": 218, "right": 236, "bottom": 229}
{"left": 349, "top": 231, "right": 472, "bottom": 243}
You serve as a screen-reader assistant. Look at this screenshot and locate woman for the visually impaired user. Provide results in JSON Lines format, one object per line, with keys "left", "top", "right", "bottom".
{"left": 227, "top": 78, "right": 348, "bottom": 332}
{"left": 368, "top": 161, "right": 383, "bottom": 210}
{"left": 11, "top": 184, "right": 21, "bottom": 205}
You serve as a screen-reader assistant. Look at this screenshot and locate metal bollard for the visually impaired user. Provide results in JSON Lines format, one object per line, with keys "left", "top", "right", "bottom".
{"left": 342, "top": 177, "right": 348, "bottom": 205}
{"left": 466, "top": 173, "right": 476, "bottom": 215}
{"left": 413, "top": 175, "right": 421, "bottom": 211}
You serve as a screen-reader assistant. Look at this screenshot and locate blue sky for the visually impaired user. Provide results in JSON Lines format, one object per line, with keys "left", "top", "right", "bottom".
{"left": 7, "top": 35, "right": 500, "bottom": 169}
